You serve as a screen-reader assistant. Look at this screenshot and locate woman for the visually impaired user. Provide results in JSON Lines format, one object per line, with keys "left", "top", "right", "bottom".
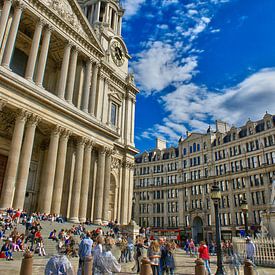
{"left": 164, "top": 241, "right": 176, "bottom": 275}
{"left": 94, "top": 237, "right": 121, "bottom": 274}
{"left": 148, "top": 240, "right": 161, "bottom": 275}
{"left": 198, "top": 241, "right": 212, "bottom": 275}
{"left": 93, "top": 235, "right": 104, "bottom": 272}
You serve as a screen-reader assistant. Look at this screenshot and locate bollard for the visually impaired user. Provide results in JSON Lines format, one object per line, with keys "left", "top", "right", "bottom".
{"left": 83, "top": 256, "right": 93, "bottom": 275}
{"left": 244, "top": 259, "right": 255, "bottom": 275}
{"left": 140, "top": 257, "right": 153, "bottom": 275}
{"left": 20, "top": 249, "right": 33, "bottom": 275}
{"left": 195, "top": 258, "right": 206, "bottom": 275}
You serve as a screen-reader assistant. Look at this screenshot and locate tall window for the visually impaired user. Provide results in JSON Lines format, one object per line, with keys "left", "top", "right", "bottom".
{"left": 110, "top": 103, "right": 117, "bottom": 126}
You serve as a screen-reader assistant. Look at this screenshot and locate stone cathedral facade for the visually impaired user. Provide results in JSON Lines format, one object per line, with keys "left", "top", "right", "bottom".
{"left": 0, "top": 0, "right": 138, "bottom": 224}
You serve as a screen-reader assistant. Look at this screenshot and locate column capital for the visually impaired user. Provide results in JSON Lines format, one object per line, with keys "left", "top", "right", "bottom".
{"left": 60, "top": 128, "right": 72, "bottom": 139}
{"left": 66, "top": 40, "right": 73, "bottom": 49}
{"left": 15, "top": 109, "right": 28, "bottom": 122}
{"left": 76, "top": 136, "right": 86, "bottom": 147}
{"left": 51, "top": 125, "right": 62, "bottom": 136}
{"left": 0, "top": 99, "right": 7, "bottom": 111}
{"left": 26, "top": 114, "right": 41, "bottom": 127}
{"left": 85, "top": 139, "right": 95, "bottom": 149}
{"left": 36, "top": 18, "right": 46, "bottom": 28}
{"left": 44, "top": 24, "right": 53, "bottom": 33}
{"left": 14, "top": 0, "right": 25, "bottom": 10}
{"left": 72, "top": 46, "right": 80, "bottom": 54}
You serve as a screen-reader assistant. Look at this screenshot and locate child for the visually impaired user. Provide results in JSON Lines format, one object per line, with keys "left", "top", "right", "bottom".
{"left": 1, "top": 239, "right": 13, "bottom": 260}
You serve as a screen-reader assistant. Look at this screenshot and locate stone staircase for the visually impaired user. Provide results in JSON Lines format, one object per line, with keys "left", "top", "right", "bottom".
{"left": 2, "top": 221, "right": 109, "bottom": 260}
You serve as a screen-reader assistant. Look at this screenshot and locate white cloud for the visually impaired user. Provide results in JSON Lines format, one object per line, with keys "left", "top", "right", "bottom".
{"left": 133, "top": 41, "right": 198, "bottom": 94}
{"left": 140, "top": 68, "right": 275, "bottom": 143}
{"left": 122, "top": 0, "right": 146, "bottom": 19}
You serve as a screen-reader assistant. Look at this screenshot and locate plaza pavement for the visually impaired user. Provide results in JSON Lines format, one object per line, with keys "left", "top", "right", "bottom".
{"left": 0, "top": 221, "right": 274, "bottom": 274}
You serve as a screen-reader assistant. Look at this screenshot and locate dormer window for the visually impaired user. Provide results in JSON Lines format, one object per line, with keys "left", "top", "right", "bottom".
{"left": 267, "top": 120, "right": 271, "bottom": 129}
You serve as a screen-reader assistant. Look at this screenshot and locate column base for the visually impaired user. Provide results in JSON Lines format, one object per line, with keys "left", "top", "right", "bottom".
{"left": 79, "top": 217, "right": 86, "bottom": 223}
{"left": 2, "top": 64, "right": 11, "bottom": 71}
{"left": 69, "top": 217, "right": 80, "bottom": 223}
{"left": 102, "top": 220, "right": 108, "bottom": 225}
{"left": 93, "top": 219, "right": 102, "bottom": 225}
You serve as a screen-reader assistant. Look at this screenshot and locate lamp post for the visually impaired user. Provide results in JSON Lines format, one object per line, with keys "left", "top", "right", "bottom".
{"left": 211, "top": 182, "right": 226, "bottom": 275}
{"left": 132, "top": 196, "right": 136, "bottom": 221}
{"left": 241, "top": 197, "right": 249, "bottom": 236}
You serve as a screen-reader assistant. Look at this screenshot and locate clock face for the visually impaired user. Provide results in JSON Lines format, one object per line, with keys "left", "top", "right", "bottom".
{"left": 111, "top": 41, "right": 125, "bottom": 67}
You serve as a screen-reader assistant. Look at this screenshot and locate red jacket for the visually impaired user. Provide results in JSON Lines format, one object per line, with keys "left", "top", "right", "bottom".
{"left": 198, "top": 244, "right": 210, "bottom": 260}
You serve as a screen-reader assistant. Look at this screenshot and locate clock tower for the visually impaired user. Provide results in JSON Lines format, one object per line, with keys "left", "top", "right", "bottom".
{"left": 78, "top": 0, "right": 130, "bottom": 77}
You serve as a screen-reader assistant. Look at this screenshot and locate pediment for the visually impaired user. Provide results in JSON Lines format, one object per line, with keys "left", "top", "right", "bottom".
{"left": 184, "top": 133, "right": 204, "bottom": 143}
{"left": 40, "top": 0, "right": 104, "bottom": 54}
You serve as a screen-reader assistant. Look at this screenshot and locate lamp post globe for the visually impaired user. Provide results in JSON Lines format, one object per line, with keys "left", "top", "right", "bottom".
{"left": 240, "top": 197, "right": 249, "bottom": 236}
{"left": 211, "top": 182, "right": 226, "bottom": 275}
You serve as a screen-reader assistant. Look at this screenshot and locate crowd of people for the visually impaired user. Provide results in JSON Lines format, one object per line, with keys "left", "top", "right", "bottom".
{"left": 0, "top": 208, "right": 257, "bottom": 274}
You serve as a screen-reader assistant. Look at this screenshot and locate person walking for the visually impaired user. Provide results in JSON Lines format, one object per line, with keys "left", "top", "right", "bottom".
{"left": 78, "top": 232, "right": 93, "bottom": 273}
{"left": 198, "top": 241, "right": 212, "bottom": 275}
{"left": 246, "top": 237, "right": 255, "bottom": 263}
{"left": 148, "top": 240, "right": 161, "bottom": 275}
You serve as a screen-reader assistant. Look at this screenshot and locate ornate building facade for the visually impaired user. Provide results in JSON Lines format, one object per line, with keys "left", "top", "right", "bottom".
{"left": 134, "top": 115, "right": 275, "bottom": 241}
{"left": 0, "top": 0, "right": 138, "bottom": 224}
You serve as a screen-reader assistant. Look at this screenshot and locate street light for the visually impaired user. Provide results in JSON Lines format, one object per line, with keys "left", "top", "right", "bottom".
{"left": 211, "top": 181, "right": 226, "bottom": 275}
{"left": 240, "top": 197, "right": 249, "bottom": 236}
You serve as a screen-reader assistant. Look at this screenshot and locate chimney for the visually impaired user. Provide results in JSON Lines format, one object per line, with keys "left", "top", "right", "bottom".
{"left": 156, "top": 138, "right": 166, "bottom": 150}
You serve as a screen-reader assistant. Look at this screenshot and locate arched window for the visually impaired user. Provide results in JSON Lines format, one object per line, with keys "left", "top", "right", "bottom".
{"left": 193, "top": 143, "right": 196, "bottom": 153}
{"left": 197, "top": 144, "right": 200, "bottom": 151}
{"left": 183, "top": 148, "right": 187, "bottom": 155}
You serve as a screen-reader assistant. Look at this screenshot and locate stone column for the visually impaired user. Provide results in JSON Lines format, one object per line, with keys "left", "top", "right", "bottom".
{"left": 51, "top": 130, "right": 70, "bottom": 215}
{"left": 39, "top": 126, "right": 61, "bottom": 213}
{"left": 124, "top": 94, "right": 132, "bottom": 144}
{"left": 81, "top": 58, "right": 92, "bottom": 112}
{"left": 0, "top": 110, "right": 27, "bottom": 209}
{"left": 120, "top": 162, "right": 129, "bottom": 224}
{"left": 102, "top": 149, "right": 112, "bottom": 223}
{"left": 35, "top": 25, "right": 52, "bottom": 87}
{"left": 25, "top": 20, "right": 44, "bottom": 81}
{"left": 93, "top": 147, "right": 106, "bottom": 224}
{"left": 0, "top": 0, "right": 12, "bottom": 48}
{"left": 65, "top": 47, "right": 78, "bottom": 103}
{"left": 57, "top": 42, "right": 72, "bottom": 99}
{"left": 131, "top": 99, "right": 136, "bottom": 144}
{"left": 79, "top": 141, "right": 93, "bottom": 223}
{"left": 89, "top": 63, "right": 99, "bottom": 115}
{"left": 69, "top": 138, "right": 85, "bottom": 223}
{"left": 12, "top": 115, "right": 40, "bottom": 210}
{"left": 1, "top": 2, "right": 24, "bottom": 68}
{"left": 127, "top": 165, "right": 134, "bottom": 223}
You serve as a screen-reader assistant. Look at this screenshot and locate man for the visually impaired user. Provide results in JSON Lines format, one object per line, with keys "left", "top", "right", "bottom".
{"left": 246, "top": 237, "right": 255, "bottom": 263}
{"left": 78, "top": 232, "right": 93, "bottom": 272}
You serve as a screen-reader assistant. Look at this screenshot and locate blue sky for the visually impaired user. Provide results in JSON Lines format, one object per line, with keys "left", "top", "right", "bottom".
{"left": 121, "top": 0, "right": 275, "bottom": 152}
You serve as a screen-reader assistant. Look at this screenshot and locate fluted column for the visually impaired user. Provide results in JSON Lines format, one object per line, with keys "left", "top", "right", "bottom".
{"left": 65, "top": 47, "right": 78, "bottom": 103}
{"left": 93, "top": 147, "right": 106, "bottom": 224}
{"left": 81, "top": 58, "right": 92, "bottom": 112}
{"left": 51, "top": 130, "right": 70, "bottom": 214}
{"left": 12, "top": 114, "right": 40, "bottom": 210}
{"left": 79, "top": 141, "right": 93, "bottom": 222}
{"left": 127, "top": 165, "right": 134, "bottom": 222}
{"left": 131, "top": 99, "right": 136, "bottom": 144}
{"left": 102, "top": 149, "right": 112, "bottom": 223}
{"left": 0, "top": 110, "right": 27, "bottom": 209}
{"left": 35, "top": 25, "right": 52, "bottom": 87}
{"left": 120, "top": 162, "right": 129, "bottom": 224}
{"left": 0, "top": 0, "right": 12, "bottom": 49}
{"left": 25, "top": 20, "right": 44, "bottom": 81}
{"left": 89, "top": 62, "right": 99, "bottom": 115}
{"left": 39, "top": 126, "right": 61, "bottom": 213}
{"left": 1, "top": 2, "right": 24, "bottom": 68}
{"left": 57, "top": 42, "right": 72, "bottom": 99}
{"left": 69, "top": 138, "right": 85, "bottom": 223}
